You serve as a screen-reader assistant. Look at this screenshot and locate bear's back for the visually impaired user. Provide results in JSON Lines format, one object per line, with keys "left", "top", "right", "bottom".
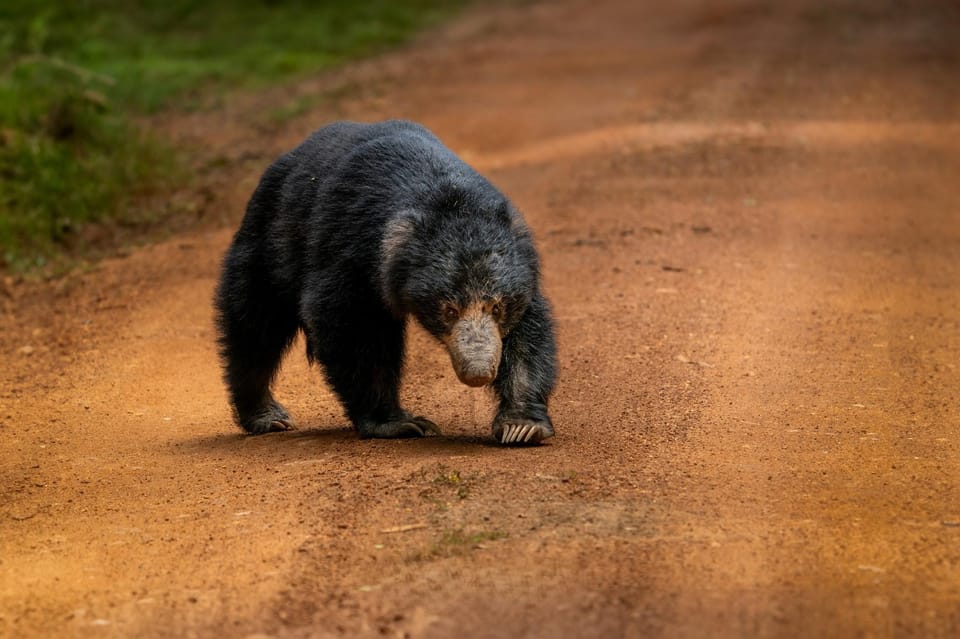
{"left": 258, "top": 121, "right": 505, "bottom": 288}
{"left": 314, "top": 120, "right": 472, "bottom": 199}
{"left": 286, "top": 121, "right": 494, "bottom": 224}
{"left": 292, "top": 120, "right": 448, "bottom": 180}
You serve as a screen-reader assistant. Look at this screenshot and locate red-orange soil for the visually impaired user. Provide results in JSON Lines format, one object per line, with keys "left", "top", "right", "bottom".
{"left": 2, "top": 1, "right": 959, "bottom": 637}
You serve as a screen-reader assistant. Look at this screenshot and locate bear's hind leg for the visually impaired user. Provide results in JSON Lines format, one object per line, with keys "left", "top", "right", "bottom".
{"left": 306, "top": 304, "right": 438, "bottom": 439}
{"left": 215, "top": 266, "right": 300, "bottom": 434}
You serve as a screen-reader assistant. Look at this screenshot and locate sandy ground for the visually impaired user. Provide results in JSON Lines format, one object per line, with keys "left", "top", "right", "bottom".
{"left": 2, "top": 0, "right": 960, "bottom": 637}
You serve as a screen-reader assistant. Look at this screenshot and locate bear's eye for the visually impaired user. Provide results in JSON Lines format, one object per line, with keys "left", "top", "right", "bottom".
{"left": 490, "top": 302, "right": 503, "bottom": 320}
{"left": 443, "top": 305, "right": 459, "bottom": 323}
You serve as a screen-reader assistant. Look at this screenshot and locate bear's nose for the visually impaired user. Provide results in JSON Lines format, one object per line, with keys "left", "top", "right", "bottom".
{"left": 452, "top": 334, "right": 498, "bottom": 386}
{"left": 445, "top": 310, "right": 502, "bottom": 388}
{"left": 458, "top": 365, "right": 497, "bottom": 387}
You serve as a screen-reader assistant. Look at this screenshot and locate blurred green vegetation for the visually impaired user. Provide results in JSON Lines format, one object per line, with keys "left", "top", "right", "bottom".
{"left": 0, "top": 0, "right": 462, "bottom": 271}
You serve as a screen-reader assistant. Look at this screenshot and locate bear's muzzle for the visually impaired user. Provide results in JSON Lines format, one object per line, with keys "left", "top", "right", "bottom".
{"left": 445, "top": 309, "right": 502, "bottom": 387}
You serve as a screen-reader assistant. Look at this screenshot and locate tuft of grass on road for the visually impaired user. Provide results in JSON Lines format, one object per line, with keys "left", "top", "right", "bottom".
{"left": 407, "top": 528, "right": 508, "bottom": 563}
{"left": 0, "top": 0, "right": 464, "bottom": 271}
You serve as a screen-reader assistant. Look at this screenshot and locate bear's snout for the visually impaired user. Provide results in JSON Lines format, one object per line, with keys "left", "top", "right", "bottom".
{"left": 446, "top": 311, "right": 501, "bottom": 387}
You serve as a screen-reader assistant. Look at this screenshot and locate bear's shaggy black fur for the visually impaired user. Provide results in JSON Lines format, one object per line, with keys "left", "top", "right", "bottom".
{"left": 215, "top": 120, "right": 556, "bottom": 444}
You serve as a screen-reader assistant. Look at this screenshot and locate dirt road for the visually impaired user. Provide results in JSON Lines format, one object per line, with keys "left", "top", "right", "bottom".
{"left": 3, "top": 0, "right": 960, "bottom": 636}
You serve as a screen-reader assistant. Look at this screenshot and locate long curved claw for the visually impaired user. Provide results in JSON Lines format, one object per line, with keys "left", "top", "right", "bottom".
{"left": 357, "top": 415, "right": 441, "bottom": 439}
{"left": 268, "top": 418, "right": 297, "bottom": 432}
{"left": 493, "top": 419, "right": 553, "bottom": 446}
{"left": 410, "top": 416, "right": 442, "bottom": 436}
{"left": 242, "top": 401, "right": 296, "bottom": 435}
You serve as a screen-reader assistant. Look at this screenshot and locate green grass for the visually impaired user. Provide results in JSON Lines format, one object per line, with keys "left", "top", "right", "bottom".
{"left": 0, "top": 0, "right": 464, "bottom": 271}
{"left": 407, "top": 528, "right": 508, "bottom": 563}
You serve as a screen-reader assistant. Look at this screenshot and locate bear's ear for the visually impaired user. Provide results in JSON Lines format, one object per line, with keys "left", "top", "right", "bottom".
{"left": 378, "top": 211, "right": 422, "bottom": 313}
{"left": 381, "top": 213, "right": 418, "bottom": 266}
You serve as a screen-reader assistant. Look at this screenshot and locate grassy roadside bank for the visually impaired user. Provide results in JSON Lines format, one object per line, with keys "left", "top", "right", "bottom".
{"left": 0, "top": 0, "right": 463, "bottom": 272}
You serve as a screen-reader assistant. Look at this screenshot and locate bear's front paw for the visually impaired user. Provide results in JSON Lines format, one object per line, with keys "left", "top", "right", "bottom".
{"left": 492, "top": 418, "right": 554, "bottom": 445}
{"left": 242, "top": 401, "right": 297, "bottom": 435}
{"left": 357, "top": 415, "right": 441, "bottom": 439}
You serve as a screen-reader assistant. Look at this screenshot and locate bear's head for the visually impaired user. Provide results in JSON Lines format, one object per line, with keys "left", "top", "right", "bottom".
{"left": 380, "top": 197, "right": 539, "bottom": 387}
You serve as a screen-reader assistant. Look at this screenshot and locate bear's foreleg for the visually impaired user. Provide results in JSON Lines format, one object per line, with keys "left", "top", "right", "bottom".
{"left": 491, "top": 292, "right": 557, "bottom": 444}
{"left": 306, "top": 302, "right": 439, "bottom": 439}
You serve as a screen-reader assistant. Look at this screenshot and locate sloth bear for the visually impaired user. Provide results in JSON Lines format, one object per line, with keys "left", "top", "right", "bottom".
{"left": 215, "top": 120, "right": 556, "bottom": 445}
